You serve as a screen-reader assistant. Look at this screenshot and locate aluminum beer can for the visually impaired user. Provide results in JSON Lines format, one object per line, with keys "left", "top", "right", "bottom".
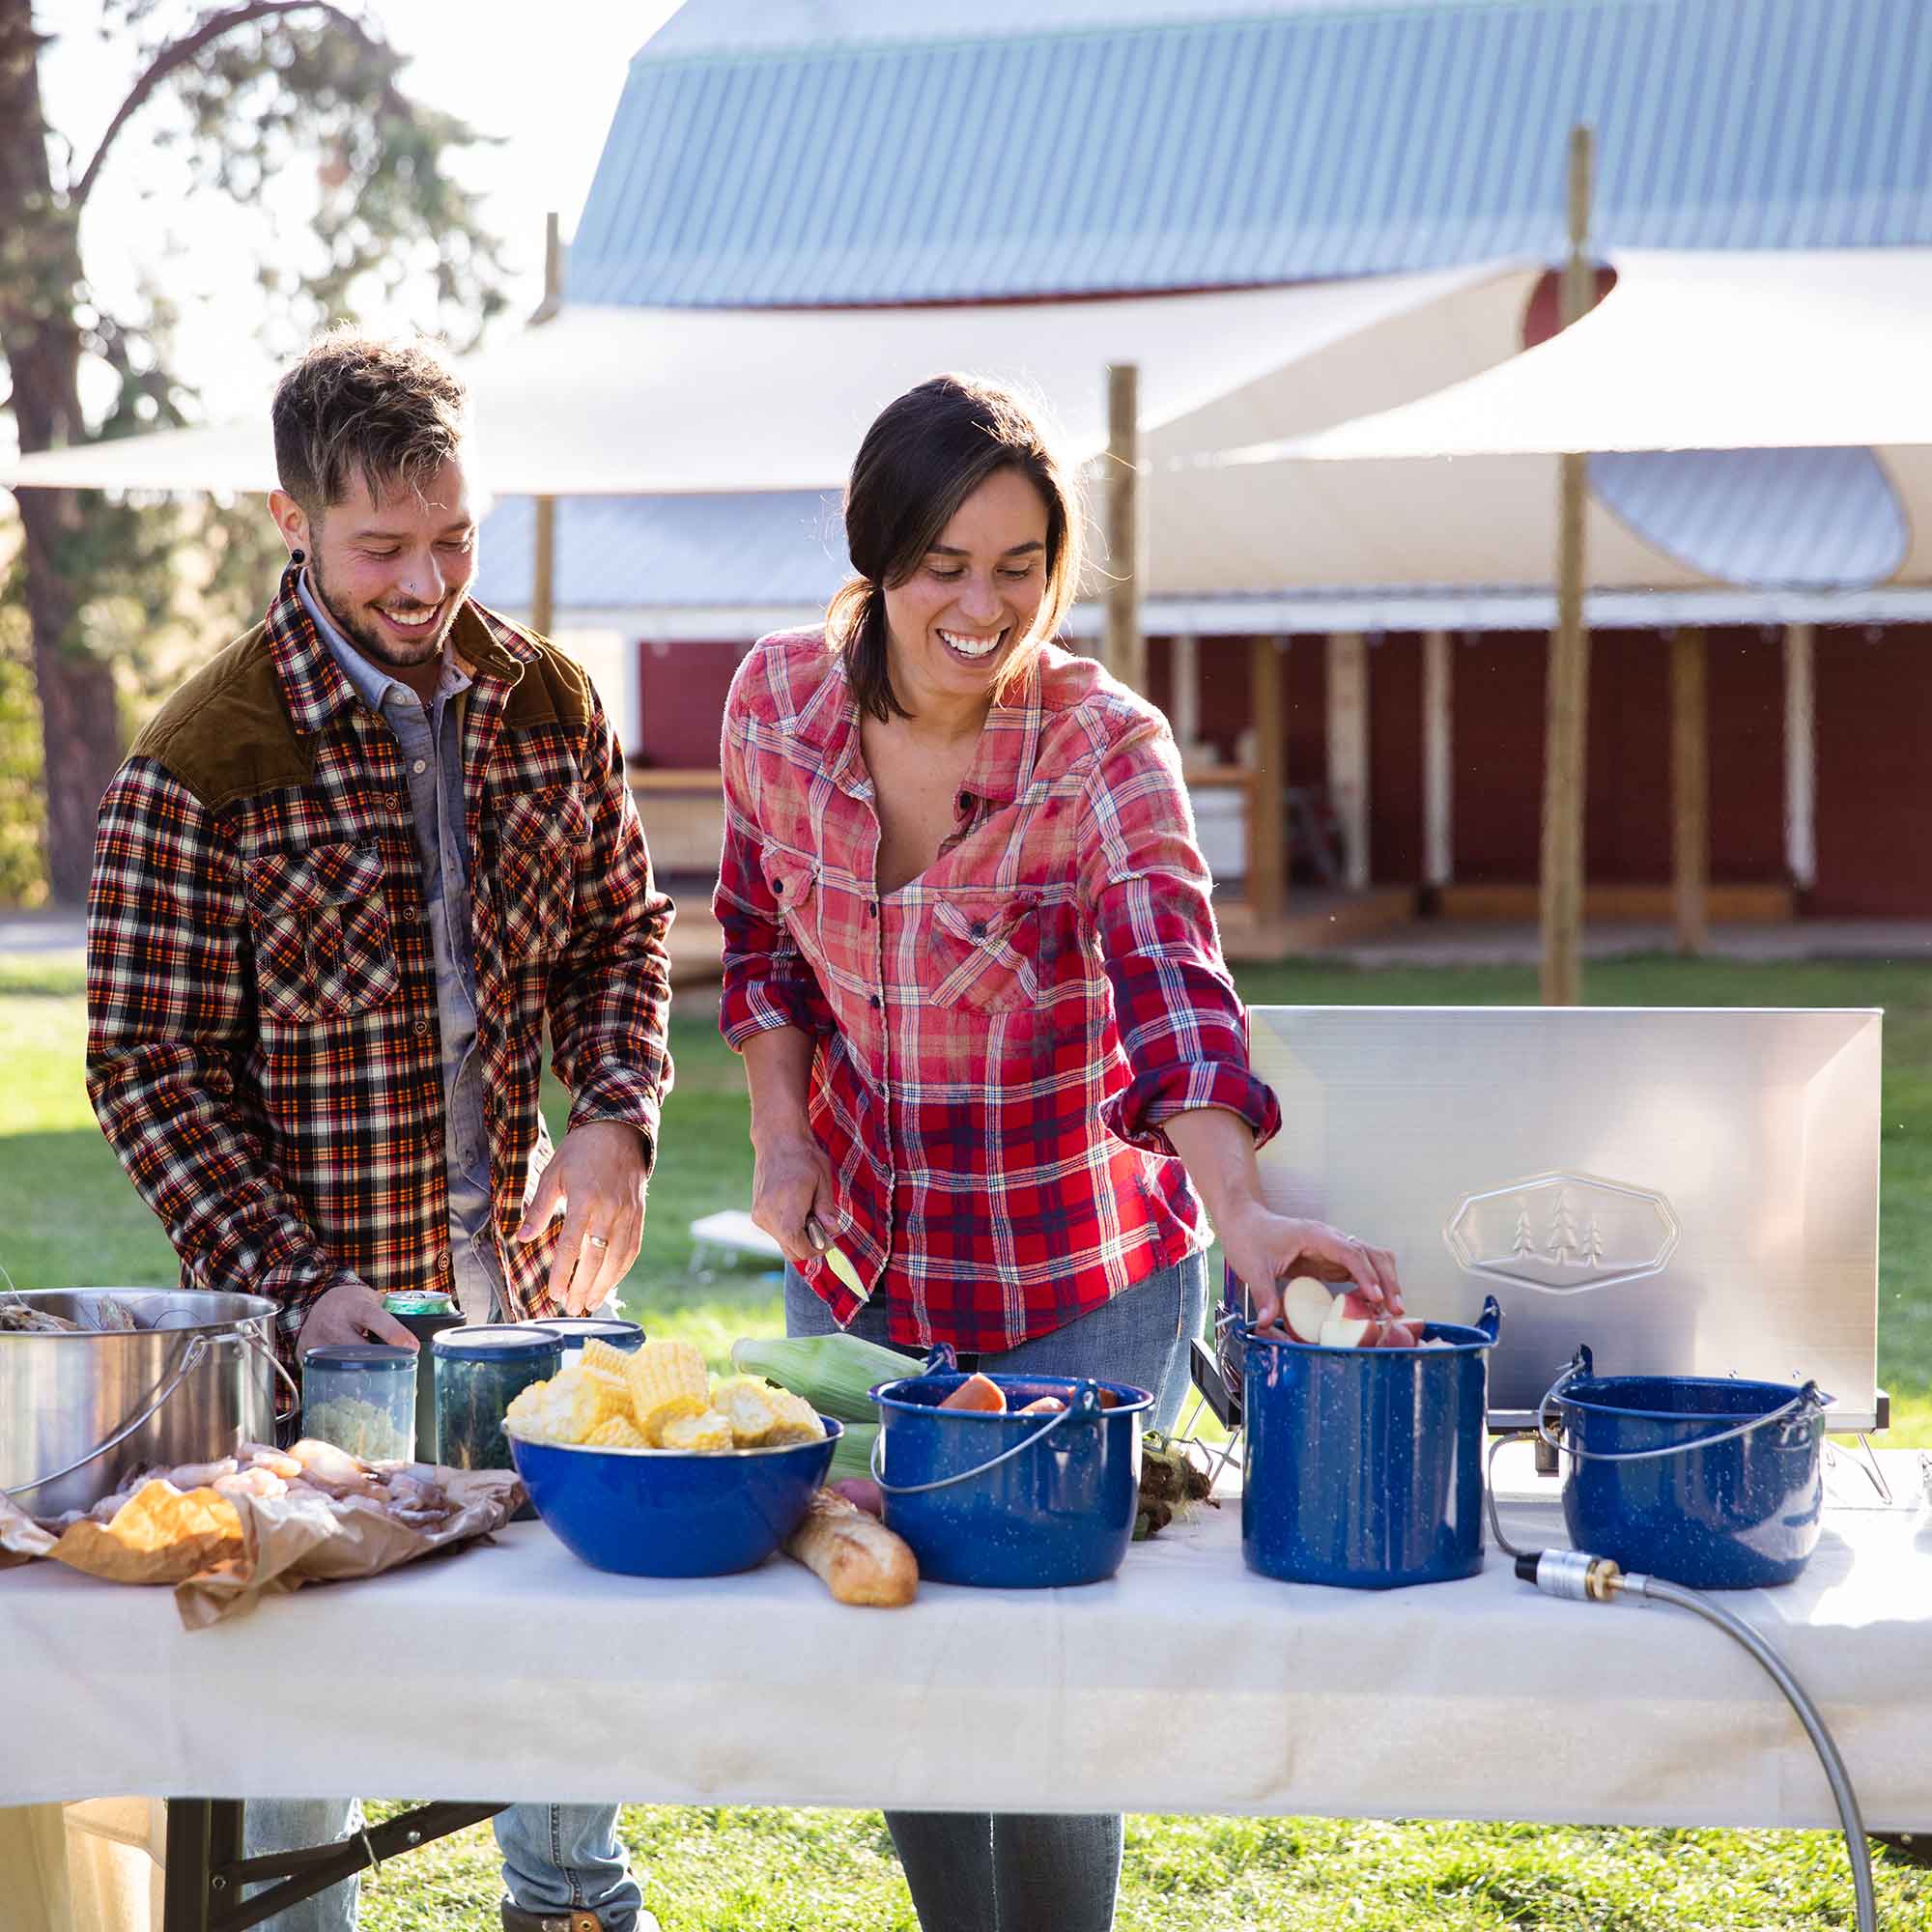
{"left": 384, "top": 1291, "right": 456, "bottom": 1317}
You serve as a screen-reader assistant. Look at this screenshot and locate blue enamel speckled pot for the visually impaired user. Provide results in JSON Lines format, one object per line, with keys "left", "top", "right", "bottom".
{"left": 1239, "top": 1296, "right": 1503, "bottom": 1590}
{"left": 1552, "top": 1350, "right": 1830, "bottom": 1590}
{"left": 870, "top": 1347, "right": 1153, "bottom": 1588}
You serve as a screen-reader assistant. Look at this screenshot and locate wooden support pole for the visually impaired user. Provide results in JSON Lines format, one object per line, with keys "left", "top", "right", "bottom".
{"left": 1326, "top": 631, "right": 1370, "bottom": 892}
{"left": 1539, "top": 125, "right": 1595, "bottom": 1008}
{"left": 1422, "top": 630, "right": 1454, "bottom": 888}
{"left": 1784, "top": 623, "right": 1817, "bottom": 892}
{"left": 1104, "top": 363, "right": 1144, "bottom": 693}
{"left": 1671, "top": 626, "right": 1709, "bottom": 955}
{"left": 1249, "top": 635, "right": 1287, "bottom": 928}
{"left": 530, "top": 211, "right": 562, "bottom": 639}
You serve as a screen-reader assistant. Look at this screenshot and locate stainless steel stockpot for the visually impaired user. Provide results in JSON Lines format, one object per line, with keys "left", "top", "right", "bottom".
{"left": 0, "top": 1289, "right": 282, "bottom": 1517}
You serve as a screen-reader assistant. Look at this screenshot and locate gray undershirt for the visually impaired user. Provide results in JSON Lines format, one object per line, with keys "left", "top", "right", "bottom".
{"left": 299, "top": 572, "right": 502, "bottom": 1321}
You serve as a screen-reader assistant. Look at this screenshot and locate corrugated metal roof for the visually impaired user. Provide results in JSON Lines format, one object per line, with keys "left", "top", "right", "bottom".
{"left": 477, "top": 492, "right": 848, "bottom": 611}
{"left": 571, "top": 0, "right": 1932, "bottom": 306}
{"left": 1591, "top": 447, "right": 1910, "bottom": 591}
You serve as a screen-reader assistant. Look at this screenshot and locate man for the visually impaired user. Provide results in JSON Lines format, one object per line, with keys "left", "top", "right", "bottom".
{"left": 85, "top": 330, "right": 670, "bottom": 1932}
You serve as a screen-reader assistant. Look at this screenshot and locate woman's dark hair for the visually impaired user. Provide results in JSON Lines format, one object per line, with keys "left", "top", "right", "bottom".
{"left": 828, "top": 374, "right": 1083, "bottom": 720}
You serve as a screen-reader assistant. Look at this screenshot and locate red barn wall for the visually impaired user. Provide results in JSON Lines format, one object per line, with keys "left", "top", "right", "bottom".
{"left": 635, "top": 639, "right": 745, "bottom": 768}
{"left": 1369, "top": 635, "right": 1425, "bottom": 883}
{"left": 1814, "top": 626, "right": 1932, "bottom": 915}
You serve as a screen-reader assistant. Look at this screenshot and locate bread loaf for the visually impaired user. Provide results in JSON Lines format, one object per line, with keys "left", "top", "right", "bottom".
{"left": 783, "top": 1489, "right": 918, "bottom": 1606}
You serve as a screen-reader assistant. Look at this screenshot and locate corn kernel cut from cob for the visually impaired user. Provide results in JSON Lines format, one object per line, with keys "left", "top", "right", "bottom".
{"left": 637, "top": 1391, "right": 710, "bottom": 1447}
{"left": 661, "top": 1407, "right": 735, "bottom": 1452}
{"left": 762, "top": 1387, "right": 828, "bottom": 1446}
{"left": 711, "top": 1375, "right": 788, "bottom": 1447}
{"left": 582, "top": 1413, "right": 648, "bottom": 1450}
{"left": 624, "top": 1340, "right": 709, "bottom": 1434}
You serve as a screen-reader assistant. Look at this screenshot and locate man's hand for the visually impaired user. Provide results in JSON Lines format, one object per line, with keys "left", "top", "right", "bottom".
{"left": 750, "top": 1128, "right": 836, "bottom": 1266}
{"left": 1216, "top": 1202, "right": 1404, "bottom": 1330}
{"left": 297, "top": 1280, "right": 418, "bottom": 1355}
{"left": 517, "top": 1120, "right": 649, "bottom": 1316}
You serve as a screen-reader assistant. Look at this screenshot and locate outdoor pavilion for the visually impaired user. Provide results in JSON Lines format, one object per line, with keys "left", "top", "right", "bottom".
{"left": 8, "top": 250, "right": 1931, "bottom": 943}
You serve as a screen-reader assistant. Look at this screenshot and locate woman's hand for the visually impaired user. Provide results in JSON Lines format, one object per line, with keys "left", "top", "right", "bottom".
{"left": 751, "top": 1129, "right": 837, "bottom": 1265}
{"left": 1215, "top": 1200, "right": 1404, "bottom": 1328}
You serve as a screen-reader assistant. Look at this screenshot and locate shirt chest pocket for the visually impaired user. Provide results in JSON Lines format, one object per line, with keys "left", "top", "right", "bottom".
{"left": 926, "top": 894, "right": 1040, "bottom": 1014}
{"left": 496, "top": 786, "right": 588, "bottom": 963}
{"left": 761, "top": 848, "right": 823, "bottom": 962}
{"left": 244, "top": 842, "right": 399, "bottom": 1023}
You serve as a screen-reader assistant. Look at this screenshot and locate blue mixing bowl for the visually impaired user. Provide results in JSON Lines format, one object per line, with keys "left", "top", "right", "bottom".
{"left": 507, "top": 1418, "right": 841, "bottom": 1577}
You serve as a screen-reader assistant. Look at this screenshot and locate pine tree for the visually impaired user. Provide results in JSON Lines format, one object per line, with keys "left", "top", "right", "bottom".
{"left": 1, "top": 1, "right": 511, "bottom": 900}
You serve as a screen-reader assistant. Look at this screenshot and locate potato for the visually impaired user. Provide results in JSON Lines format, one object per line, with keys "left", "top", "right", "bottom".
{"left": 1281, "top": 1275, "right": 1334, "bottom": 1344}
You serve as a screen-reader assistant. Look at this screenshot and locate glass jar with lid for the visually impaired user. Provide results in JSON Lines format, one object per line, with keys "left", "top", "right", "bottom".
{"left": 301, "top": 1345, "right": 416, "bottom": 1462}
{"left": 433, "top": 1324, "right": 561, "bottom": 1478}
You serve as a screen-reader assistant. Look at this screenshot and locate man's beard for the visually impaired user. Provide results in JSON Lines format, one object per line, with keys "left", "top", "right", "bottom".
{"left": 309, "top": 558, "right": 465, "bottom": 673}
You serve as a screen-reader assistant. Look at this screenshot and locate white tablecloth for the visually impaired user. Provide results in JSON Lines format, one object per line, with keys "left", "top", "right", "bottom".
{"left": 5, "top": 1450, "right": 1929, "bottom": 1832}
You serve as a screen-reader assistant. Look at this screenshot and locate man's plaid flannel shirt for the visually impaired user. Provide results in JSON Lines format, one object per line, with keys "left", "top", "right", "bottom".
{"left": 717, "top": 629, "right": 1279, "bottom": 1353}
{"left": 86, "top": 561, "right": 673, "bottom": 1381}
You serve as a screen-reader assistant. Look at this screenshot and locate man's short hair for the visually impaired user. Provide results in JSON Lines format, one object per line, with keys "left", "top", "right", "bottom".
{"left": 271, "top": 328, "right": 469, "bottom": 520}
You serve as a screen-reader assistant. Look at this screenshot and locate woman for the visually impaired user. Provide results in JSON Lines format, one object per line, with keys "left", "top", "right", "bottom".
{"left": 716, "top": 374, "right": 1401, "bottom": 1932}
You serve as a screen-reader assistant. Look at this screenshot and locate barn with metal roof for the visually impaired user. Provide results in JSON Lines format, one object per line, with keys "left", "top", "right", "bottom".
{"left": 480, "top": 0, "right": 1932, "bottom": 918}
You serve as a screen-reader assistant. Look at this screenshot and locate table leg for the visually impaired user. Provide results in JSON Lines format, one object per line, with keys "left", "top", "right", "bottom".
{"left": 163, "top": 1798, "right": 506, "bottom": 1932}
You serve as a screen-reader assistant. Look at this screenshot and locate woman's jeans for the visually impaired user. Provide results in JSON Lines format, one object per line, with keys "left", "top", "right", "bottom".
{"left": 785, "top": 1250, "right": 1209, "bottom": 1932}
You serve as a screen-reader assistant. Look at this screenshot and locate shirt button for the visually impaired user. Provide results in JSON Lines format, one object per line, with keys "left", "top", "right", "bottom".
{"left": 868, "top": 994, "right": 882, "bottom": 1010}
{"left": 867, "top": 901, "right": 879, "bottom": 918}
{"left": 435, "top": 1250, "right": 452, "bottom": 1276}
{"left": 969, "top": 921, "right": 987, "bottom": 940}
{"left": 412, "top": 758, "right": 428, "bottom": 775}
{"left": 413, "top": 1018, "right": 433, "bottom": 1037}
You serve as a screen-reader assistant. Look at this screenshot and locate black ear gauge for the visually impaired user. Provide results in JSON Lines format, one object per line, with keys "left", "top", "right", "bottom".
{"left": 291, "top": 548, "right": 306, "bottom": 565}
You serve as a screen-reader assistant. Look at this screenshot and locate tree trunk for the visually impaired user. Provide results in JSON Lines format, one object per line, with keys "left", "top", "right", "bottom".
{"left": 1, "top": 0, "right": 125, "bottom": 903}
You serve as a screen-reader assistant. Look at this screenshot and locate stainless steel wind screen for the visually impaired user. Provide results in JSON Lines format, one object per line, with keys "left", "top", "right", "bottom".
{"left": 1247, "top": 1007, "right": 1882, "bottom": 1429}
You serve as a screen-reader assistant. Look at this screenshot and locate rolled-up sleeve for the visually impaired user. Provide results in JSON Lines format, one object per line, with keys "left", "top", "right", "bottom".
{"left": 1076, "top": 716, "right": 1281, "bottom": 1156}
{"left": 716, "top": 655, "right": 835, "bottom": 1050}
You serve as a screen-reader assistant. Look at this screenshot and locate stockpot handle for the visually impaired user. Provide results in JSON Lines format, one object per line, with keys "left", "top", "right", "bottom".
{"left": 1, "top": 1328, "right": 298, "bottom": 1502}
{"left": 1536, "top": 1352, "right": 1830, "bottom": 1465}
{"left": 869, "top": 1379, "right": 1102, "bottom": 1495}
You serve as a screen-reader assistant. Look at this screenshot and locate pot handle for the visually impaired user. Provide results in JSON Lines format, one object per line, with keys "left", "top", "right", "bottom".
{"left": 1538, "top": 1358, "right": 1830, "bottom": 1465}
{"left": 869, "top": 1378, "right": 1102, "bottom": 1494}
{"left": 919, "top": 1343, "right": 959, "bottom": 1378}
{"left": 1475, "top": 1295, "right": 1503, "bottom": 1342}
{"left": 2, "top": 1333, "right": 213, "bottom": 1500}
{"left": 1, "top": 1328, "right": 298, "bottom": 1502}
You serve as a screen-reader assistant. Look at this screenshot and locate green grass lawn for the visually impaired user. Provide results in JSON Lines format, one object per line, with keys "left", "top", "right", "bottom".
{"left": 7, "top": 952, "right": 1930, "bottom": 1929}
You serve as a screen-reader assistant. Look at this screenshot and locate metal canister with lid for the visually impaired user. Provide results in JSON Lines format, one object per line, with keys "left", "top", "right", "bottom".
{"left": 433, "top": 1325, "right": 561, "bottom": 1512}
{"left": 301, "top": 1344, "right": 416, "bottom": 1462}
{"left": 386, "top": 1293, "right": 465, "bottom": 1462}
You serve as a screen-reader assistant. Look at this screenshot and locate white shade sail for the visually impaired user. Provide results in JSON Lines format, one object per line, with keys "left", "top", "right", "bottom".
{"left": 0, "top": 265, "right": 1519, "bottom": 500}
{"left": 1189, "top": 250, "right": 1932, "bottom": 591}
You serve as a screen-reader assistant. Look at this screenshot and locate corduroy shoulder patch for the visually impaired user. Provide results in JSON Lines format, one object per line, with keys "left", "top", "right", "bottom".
{"left": 131, "top": 622, "right": 314, "bottom": 810}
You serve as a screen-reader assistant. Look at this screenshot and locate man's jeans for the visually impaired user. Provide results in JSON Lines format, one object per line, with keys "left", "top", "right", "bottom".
{"left": 243, "top": 1799, "right": 639, "bottom": 1930}
{"left": 785, "top": 1250, "right": 1208, "bottom": 1931}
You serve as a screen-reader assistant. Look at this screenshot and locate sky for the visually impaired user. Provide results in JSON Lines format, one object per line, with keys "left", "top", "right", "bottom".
{"left": 28, "top": 1, "right": 685, "bottom": 435}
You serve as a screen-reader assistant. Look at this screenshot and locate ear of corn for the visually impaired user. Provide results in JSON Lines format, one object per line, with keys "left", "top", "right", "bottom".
{"left": 828, "top": 1419, "right": 880, "bottom": 1484}
{"left": 579, "top": 1338, "right": 638, "bottom": 1390}
{"left": 638, "top": 1391, "right": 710, "bottom": 1446}
{"left": 729, "top": 1333, "right": 916, "bottom": 1423}
{"left": 661, "top": 1407, "right": 735, "bottom": 1452}
{"left": 625, "top": 1339, "right": 709, "bottom": 1426}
